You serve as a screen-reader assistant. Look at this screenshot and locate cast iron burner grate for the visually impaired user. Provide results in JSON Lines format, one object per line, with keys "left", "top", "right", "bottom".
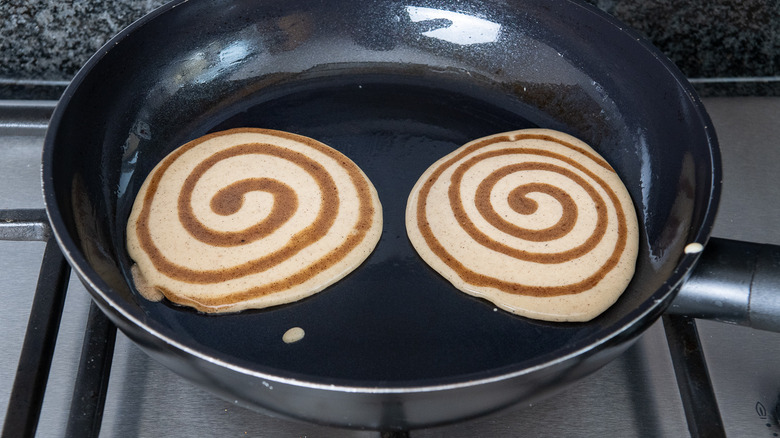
{"left": 0, "top": 209, "right": 725, "bottom": 437}
{"left": 0, "top": 210, "right": 115, "bottom": 438}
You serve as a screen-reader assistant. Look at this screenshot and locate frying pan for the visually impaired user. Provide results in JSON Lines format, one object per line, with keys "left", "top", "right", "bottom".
{"left": 41, "top": 0, "right": 765, "bottom": 430}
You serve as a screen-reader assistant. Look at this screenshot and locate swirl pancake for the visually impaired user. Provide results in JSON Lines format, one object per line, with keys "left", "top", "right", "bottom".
{"left": 406, "top": 129, "right": 638, "bottom": 322}
{"left": 126, "top": 128, "right": 382, "bottom": 313}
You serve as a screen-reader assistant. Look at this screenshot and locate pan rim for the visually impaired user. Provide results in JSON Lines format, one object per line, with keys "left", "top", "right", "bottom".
{"left": 41, "top": 0, "right": 722, "bottom": 396}
{"left": 40, "top": 209, "right": 714, "bottom": 394}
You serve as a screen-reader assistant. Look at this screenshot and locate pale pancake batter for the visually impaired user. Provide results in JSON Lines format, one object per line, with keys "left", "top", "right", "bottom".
{"left": 127, "top": 128, "right": 383, "bottom": 313}
{"left": 406, "top": 129, "right": 638, "bottom": 322}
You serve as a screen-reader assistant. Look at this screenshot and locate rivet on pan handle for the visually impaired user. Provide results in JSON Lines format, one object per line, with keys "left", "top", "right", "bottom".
{"left": 670, "top": 237, "right": 780, "bottom": 333}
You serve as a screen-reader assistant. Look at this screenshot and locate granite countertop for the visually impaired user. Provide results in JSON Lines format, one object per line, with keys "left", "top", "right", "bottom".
{"left": 1, "top": 0, "right": 778, "bottom": 98}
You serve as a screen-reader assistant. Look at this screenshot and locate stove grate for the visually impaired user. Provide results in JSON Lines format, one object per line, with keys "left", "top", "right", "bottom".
{"left": 0, "top": 210, "right": 113, "bottom": 438}
{"left": 0, "top": 209, "right": 725, "bottom": 437}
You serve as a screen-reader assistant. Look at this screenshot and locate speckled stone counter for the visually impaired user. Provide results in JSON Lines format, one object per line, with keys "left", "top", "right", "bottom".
{"left": 592, "top": 0, "right": 779, "bottom": 96}
{"left": 1, "top": 0, "right": 168, "bottom": 98}
{"left": 1, "top": 0, "right": 778, "bottom": 98}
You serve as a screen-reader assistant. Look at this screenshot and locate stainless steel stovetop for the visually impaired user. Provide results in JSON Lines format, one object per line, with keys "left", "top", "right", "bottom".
{"left": 1, "top": 97, "right": 779, "bottom": 437}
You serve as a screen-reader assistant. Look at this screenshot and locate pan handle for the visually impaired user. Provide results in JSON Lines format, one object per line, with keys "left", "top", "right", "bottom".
{"left": 669, "top": 237, "right": 780, "bottom": 332}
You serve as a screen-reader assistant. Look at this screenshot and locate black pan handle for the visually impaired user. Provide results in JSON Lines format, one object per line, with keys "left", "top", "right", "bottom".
{"left": 670, "top": 237, "right": 780, "bottom": 332}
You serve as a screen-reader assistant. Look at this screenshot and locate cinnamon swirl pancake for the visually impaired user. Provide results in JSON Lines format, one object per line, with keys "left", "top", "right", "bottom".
{"left": 126, "top": 128, "right": 383, "bottom": 313}
{"left": 406, "top": 129, "right": 638, "bottom": 322}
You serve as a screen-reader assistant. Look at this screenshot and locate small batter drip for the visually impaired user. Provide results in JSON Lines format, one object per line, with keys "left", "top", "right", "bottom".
{"left": 282, "top": 327, "right": 305, "bottom": 344}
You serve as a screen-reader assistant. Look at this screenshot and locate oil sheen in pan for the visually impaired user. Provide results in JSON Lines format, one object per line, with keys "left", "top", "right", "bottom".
{"left": 117, "top": 74, "right": 629, "bottom": 382}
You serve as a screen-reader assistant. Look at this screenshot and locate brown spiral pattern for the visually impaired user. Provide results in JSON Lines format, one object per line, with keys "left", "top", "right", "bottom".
{"left": 408, "top": 130, "right": 637, "bottom": 299}
{"left": 127, "top": 128, "right": 382, "bottom": 312}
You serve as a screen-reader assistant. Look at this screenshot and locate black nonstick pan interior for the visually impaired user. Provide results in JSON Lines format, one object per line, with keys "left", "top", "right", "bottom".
{"left": 43, "top": 0, "right": 718, "bottom": 428}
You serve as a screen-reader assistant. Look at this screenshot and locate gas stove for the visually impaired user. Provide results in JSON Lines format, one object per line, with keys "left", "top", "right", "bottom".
{"left": 1, "top": 97, "right": 779, "bottom": 437}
